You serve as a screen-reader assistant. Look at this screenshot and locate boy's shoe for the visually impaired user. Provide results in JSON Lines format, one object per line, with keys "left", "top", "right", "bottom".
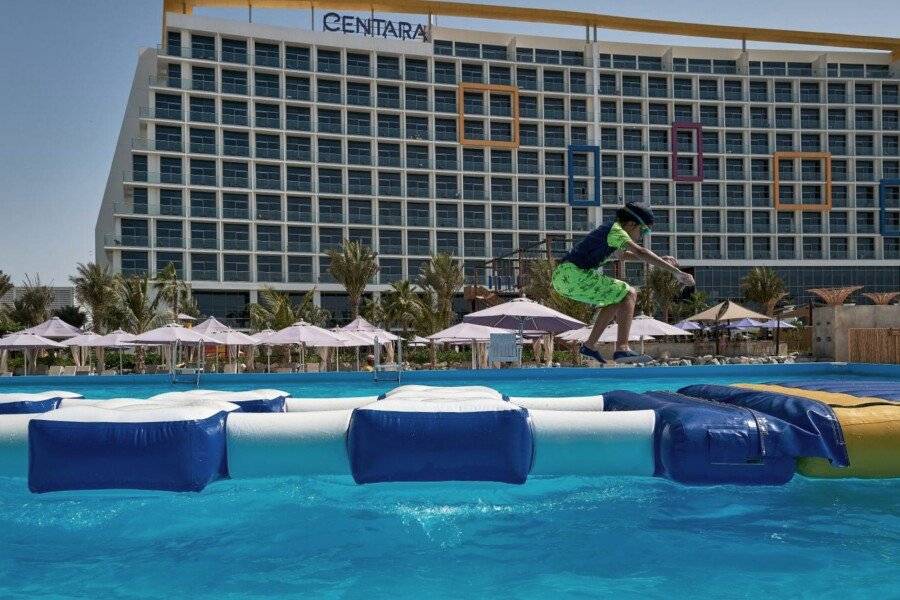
{"left": 613, "top": 350, "right": 653, "bottom": 364}
{"left": 579, "top": 345, "right": 606, "bottom": 364}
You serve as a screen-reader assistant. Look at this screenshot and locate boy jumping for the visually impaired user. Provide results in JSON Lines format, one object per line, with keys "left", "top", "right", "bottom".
{"left": 552, "top": 201, "right": 694, "bottom": 364}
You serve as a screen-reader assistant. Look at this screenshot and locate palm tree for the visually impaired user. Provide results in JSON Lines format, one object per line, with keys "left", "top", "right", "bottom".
{"left": 327, "top": 241, "right": 378, "bottom": 319}
{"left": 741, "top": 267, "right": 787, "bottom": 316}
{"left": 70, "top": 262, "right": 117, "bottom": 333}
{"left": 249, "top": 287, "right": 330, "bottom": 330}
{"left": 0, "top": 271, "right": 12, "bottom": 302}
{"left": 154, "top": 263, "right": 191, "bottom": 321}
{"left": 382, "top": 280, "right": 419, "bottom": 336}
{"left": 53, "top": 305, "right": 87, "bottom": 328}
{"left": 418, "top": 253, "right": 464, "bottom": 330}
{"left": 360, "top": 296, "right": 387, "bottom": 328}
{"left": 646, "top": 268, "right": 681, "bottom": 322}
{"left": 677, "top": 291, "right": 710, "bottom": 321}
{"left": 635, "top": 286, "right": 655, "bottom": 316}
{"left": 117, "top": 275, "right": 162, "bottom": 372}
{"left": 9, "top": 275, "right": 53, "bottom": 326}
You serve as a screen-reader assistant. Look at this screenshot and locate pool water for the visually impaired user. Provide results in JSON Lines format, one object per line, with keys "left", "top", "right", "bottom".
{"left": 1, "top": 365, "right": 897, "bottom": 598}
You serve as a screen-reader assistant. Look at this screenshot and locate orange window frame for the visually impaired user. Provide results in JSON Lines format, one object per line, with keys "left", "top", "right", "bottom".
{"left": 457, "top": 82, "right": 520, "bottom": 149}
{"left": 772, "top": 151, "right": 832, "bottom": 212}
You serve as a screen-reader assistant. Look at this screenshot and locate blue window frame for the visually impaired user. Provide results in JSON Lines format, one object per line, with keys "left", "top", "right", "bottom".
{"left": 567, "top": 145, "right": 601, "bottom": 206}
{"left": 879, "top": 178, "right": 900, "bottom": 237}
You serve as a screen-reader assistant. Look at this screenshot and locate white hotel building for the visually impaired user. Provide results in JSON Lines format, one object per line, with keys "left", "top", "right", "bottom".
{"left": 95, "top": 6, "right": 900, "bottom": 326}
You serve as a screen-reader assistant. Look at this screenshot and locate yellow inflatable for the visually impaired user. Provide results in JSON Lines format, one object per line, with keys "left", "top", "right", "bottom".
{"left": 735, "top": 384, "right": 900, "bottom": 479}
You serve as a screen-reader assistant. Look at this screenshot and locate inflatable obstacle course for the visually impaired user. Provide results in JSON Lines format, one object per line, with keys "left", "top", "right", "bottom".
{"left": 0, "top": 381, "right": 896, "bottom": 493}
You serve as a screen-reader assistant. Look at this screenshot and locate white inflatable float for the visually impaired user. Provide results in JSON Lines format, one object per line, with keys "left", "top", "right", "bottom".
{"left": 1, "top": 382, "right": 860, "bottom": 491}
{"left": 0, "top": 385, "right": 656, "bottom": 491}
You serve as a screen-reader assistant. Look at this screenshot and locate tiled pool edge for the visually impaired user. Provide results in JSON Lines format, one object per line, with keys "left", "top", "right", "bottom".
{"left": 0, "top": 362, "right": 896, "bottom": 388}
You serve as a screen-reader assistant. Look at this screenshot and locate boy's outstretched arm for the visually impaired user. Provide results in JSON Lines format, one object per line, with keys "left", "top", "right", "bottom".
{"left": 621, "top": 240, "right": 695, "bottom": 286}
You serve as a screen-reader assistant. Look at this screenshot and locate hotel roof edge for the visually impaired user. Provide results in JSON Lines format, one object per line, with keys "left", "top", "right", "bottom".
{"left": 162, "top": 0, "right": 900, "bottom": 57}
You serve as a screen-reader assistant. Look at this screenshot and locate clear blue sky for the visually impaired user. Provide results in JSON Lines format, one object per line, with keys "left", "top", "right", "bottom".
{"left": 1, "top": 0, "right": 897, "bottom": 285}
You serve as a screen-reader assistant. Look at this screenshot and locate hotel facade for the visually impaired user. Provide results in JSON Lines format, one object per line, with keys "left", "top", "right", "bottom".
{"left": 95, "top": 2, "right": 900, "bottom": 326}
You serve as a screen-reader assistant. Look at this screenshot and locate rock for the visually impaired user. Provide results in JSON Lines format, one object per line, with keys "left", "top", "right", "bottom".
{"left": 783, "top": 356, "right": 795, "bottom": 364}
{"left": 710, "top": 358, "right": 720, "bottom": 365}
{"left": 738, "top": 357, "right": 749, "bottom": 364}
{"left": 680, "top": 359, "right": 691, "bottom": 366}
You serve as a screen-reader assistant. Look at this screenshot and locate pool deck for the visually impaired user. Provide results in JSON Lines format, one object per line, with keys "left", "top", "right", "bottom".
{"left": 0, "top": 361, "right": 896, "bottom": 388}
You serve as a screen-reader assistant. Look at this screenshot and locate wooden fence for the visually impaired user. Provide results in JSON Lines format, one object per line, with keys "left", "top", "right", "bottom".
{"left": 848, "top": 328, "right": 900, "bottom": 364}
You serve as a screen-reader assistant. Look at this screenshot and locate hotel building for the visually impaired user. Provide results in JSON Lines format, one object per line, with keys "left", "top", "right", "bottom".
{"left": 95, "top": 1, "right": 900, "bottom": 326}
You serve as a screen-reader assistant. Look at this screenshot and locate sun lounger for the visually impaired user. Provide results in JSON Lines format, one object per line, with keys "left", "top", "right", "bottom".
{"left": 304, "top": 363, "right": 320, "bottom": 373}
{"left": 48, "top": 366, "right": 64, "bottom": 376}
{"left": 61, "top": 366, "right": 77, "bottom": 376}
{"left": 74, "top": 366, "right": 93, "bottom": 376}
{"left": 101, "top": 369, "right": 117, "bottom": 375}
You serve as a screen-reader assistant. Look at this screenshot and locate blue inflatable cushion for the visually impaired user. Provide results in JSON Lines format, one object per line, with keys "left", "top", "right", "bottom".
{"left": 347, "top": 399, "right": 533, "bottom": 484}
{"left": 679, "top": 384, "right": 849, "bottom": 467}
{"left": 603, "top": 390, "right": 797, "bottom": 485}
{"left": 28, "top": 403, "right": 234, "bottom": 493}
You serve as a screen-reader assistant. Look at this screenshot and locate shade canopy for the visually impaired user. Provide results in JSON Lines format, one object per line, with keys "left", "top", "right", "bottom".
{"left": 61, "top": 332, "right": 104, "bottom": 347}
{"left": 408, "top": 335, "right": 431, "bottom": 346}
{"left": 208, "top": 329, "right": 261, "bottom": 346}
{"left": 80, "top": 329, "right": 138, "bottom": 348}
{"left": 267, "top": 320, "right": 344, "bottom": 346}
{"left": 328, "top": 329, "right": 375, "bottom": 348}
{"left": 725, "top": 318, "right": 765, "bottom": 330}
{"left": 625, "top": 315, "right": 693, "bottom": 337}
{"left": 339, "top": 316, "right": 400, "bottom": 342}
{"left": 177, "top": 313, "right": 197, "bottom": 321}
{"left": 192, "top": 317, "right": 259, "bottom": 346}
{"left": 556, "top": 327, "right": 653, "bottom": 344}
{"left": 464, "top": 297, "right": 583, "bottom": 334}
{"left": 0, "top": 332, "right": 65, "bottom": 349}
{"left": 192, "top": 316, "right": 230, "bottom": 335}
{"left": 673, "top": 320, "right": 702, "bottom": 331}
{"left": 686, "top": 300, "right": 770, "bottom": 323}
{"left": 250, "top": 329, "right": 279, "bottom": 344}
{"left": 21, "top": 316, "right": 82, "bottom": 340}
{"left": 428, "top": 322, "right": 516, "bottom": 344}
{"left": 133, "top": 323, "right": 220, "bottom": 345}
{"left": 759, "top": 319, "right": 796, "bottom": 330}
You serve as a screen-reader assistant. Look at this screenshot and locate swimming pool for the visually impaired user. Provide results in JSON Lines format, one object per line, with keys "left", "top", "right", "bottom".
{"left": 1, "top": 363, "right": 897, "bottom": 598}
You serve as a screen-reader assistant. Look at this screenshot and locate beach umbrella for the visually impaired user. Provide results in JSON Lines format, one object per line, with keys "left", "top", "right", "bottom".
{"left": 251, "top": 329, "right": 279, "bottom": 373}
{"left": 339, "top": 316, "right": 399, "bottom": 342}
{"left": 61, "top": 332, "right": 104, "bottom": 370}
{"left": 687, "top": 300, "right": 770, "bottom": 323}
{"left": 133, "top": 323, "right": 220, "bottom": 372}
{"left": 464, "top": 297, "right": 584, "bottom": 335}
{"left": 134, "top": 323, "right": 220, "bottom": 345}
{"left": 21, "top": 316, "right": 82, "bottom": 341}
{"left": 408, "top": 335, "right": 430, "bottom": 347}
{"left": 673, "top": 320, "right": 702, "bottom": 331}
{"left": 267, "top": 321, "right": 344, "bottom": 371}
{"left": 557, "top": 327, "right": 653, "bottom": 344}
{"left": 597, "top": 315, "right": 691, "bottom": 354}
{"left": 428, "top": 322, "right": 516, "bottom": 370}
{"left": 192, "top": 316, "right": 231, "bottom": 335}
{"left": 725, "top": 318, "right": 765, "bottom": 330}
{"left": 759, "top": 319, "right": 796, "bottom": 329}
{"left": 428, "top": 322, "right": 515, "bottom": 344}
{"left": 79, "top": 329, "right": 137, "bottom": 374}
{"left": 686, "top": 301, "right": 770, "bottom": 354}
{"left": 0, "top": 332, "right": 64, "bottom": 375}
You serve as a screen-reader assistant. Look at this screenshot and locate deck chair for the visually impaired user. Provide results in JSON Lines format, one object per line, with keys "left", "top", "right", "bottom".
{"left": 74, "top": 366, "right": 93, "bottom": 376}
{"left": 223, "top": 363, "right": 238, "bottom": 374}
{"left": 488, "top": 333, "right": 520, "bottom": 367}
{"left": 48, "top": 365, "right": 64, "bottom": 376}
{"left": 61, "top": 366, "right": 77, "bottom": 376}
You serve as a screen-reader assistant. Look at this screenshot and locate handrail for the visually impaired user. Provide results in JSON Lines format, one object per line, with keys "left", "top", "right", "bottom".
{"left": 164, "top": 0, "right": 900, "bottom": 54}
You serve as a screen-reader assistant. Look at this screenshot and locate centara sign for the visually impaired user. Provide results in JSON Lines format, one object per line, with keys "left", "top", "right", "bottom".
{"left": 323, "top": 12, "right": 428, "bottom": 41}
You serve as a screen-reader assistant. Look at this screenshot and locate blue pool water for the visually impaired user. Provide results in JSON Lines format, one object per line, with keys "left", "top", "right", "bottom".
{"left": 1, "top": 364, "right": 897, "bottom": 598}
